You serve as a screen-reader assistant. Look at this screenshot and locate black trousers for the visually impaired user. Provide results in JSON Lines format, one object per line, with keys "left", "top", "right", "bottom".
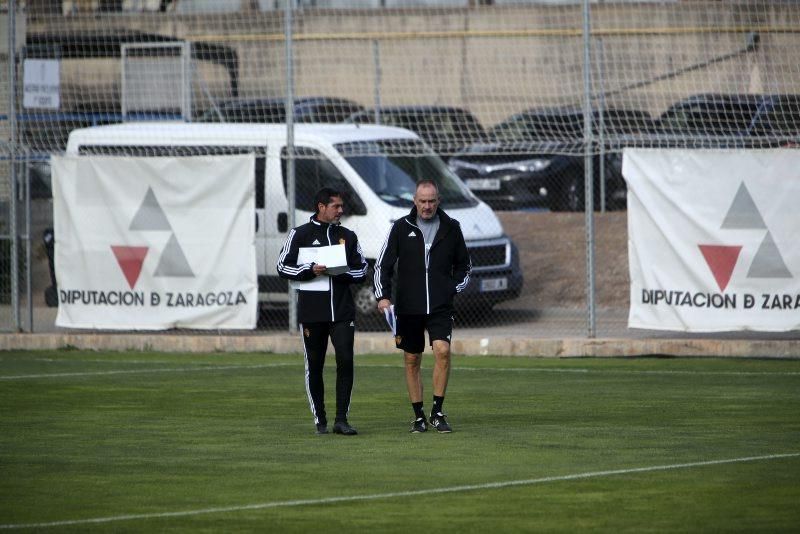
{"left": 300, "top": 320, "right": 355, "bottom": 425}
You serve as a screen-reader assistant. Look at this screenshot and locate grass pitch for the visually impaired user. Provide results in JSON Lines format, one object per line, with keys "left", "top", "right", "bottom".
{"left": 1, "top": 351, "right": 799, "bottom": 532}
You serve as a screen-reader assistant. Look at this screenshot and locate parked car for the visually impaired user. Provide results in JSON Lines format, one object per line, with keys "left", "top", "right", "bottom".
{"left": 345, "top": 105, "right": 488, "bottom": 161}
{"left": 198, "top": 96, "right": 364, "bottom": 124}
{"left": 657, "top": 93, "right": 800, "bottom": 147}
{"left": 448, "top": 106, "right": 655, "bottom": 211}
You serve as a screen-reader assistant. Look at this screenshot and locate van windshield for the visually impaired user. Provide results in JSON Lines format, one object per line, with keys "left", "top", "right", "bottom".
{"left": 336, "top": 139, "right": 478, "bottom": 209}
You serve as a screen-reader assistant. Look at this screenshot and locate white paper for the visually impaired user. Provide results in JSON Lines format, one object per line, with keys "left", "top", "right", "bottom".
{"left": 314, "top": 244, "right": 349, "bottom": 275}
{"left": 292, "top": 276, "right": 329, "bottom": 292}
{"left": 293, "top": 244, "right": 347, "bottom": 291}
{"left": 293, "top": 247, "right": 327, "bottom": 291}
{"left": 383, "top": 304, "right": 396, "bottom": 335}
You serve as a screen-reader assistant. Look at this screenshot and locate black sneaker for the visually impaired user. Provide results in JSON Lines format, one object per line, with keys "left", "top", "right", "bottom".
{"left": 410, "top": 417, "right": 428, "bottom": 433}
{"left": 429, "top": 412, "right": 452, "bottom": 433}
{"left": 315, "top": 423, "right": 328, "bottom": 435}
{"left": 332, "top": 420, "right": 358, "bottom": 435}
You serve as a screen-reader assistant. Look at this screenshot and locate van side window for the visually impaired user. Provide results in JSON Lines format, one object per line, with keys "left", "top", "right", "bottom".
{"left": 254, "top": 157, "right": 265, "bottom": 209}
{"left": 280, "top": 146, "right": 364, "bottom": 214}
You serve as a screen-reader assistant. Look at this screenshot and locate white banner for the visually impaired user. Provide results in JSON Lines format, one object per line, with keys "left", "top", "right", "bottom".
{"left": 52, "top": 155, "right": 257, "bottom": 330}
{"left": 623, "top": 149, "right": 800, "bottom": 332}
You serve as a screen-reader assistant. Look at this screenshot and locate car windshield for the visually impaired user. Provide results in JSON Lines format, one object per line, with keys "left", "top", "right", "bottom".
{"left": 489, "top": 113, "right": 583, "bottom": 142}
{"left": 199, "top": 101, "right": 286, "bottom": 123}
{"left": 199, "top": 99, "right": 362, "bottom": 123}
{"left": 349, "top": 110, "right": 486, "bottom": 142}
{"left": 336, "top": 139, "right": 478, "bottom": 209}
{"left": 659, "top": 102, "right": 762, "bottom": 136}
{"left": 488, "top": 110, "right": 651, "bottom": 142}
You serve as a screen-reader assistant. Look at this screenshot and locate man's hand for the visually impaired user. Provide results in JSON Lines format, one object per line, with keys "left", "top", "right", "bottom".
{"left": 377, "top": 298, "right": 392, "bottom": 312}
{"left": 312, "top": 263, "right": 327, "bottom": 276}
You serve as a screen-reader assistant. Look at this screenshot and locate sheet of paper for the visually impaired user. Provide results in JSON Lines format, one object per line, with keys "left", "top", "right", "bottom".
{"left": 315, "top": 244, "right": 349, "bottom": 275}
{"left": 297, "top": 246, "right": 319, "bottom": 265}
{"left": 293, "top": 247, "right": 328, "bottom": 291}
{"left": 292, "top": 244, "right": 347, "bottom": 291}
{"left": 383, "top": 304, "right": 396, "bottom": 335}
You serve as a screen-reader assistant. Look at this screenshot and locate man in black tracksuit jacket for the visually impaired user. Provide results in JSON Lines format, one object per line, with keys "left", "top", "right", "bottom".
{"left": 276, "top": 188, "right": 368, "bottom": 436}
{"left": 374, "top": 179, "right": 471, "bottom": 433}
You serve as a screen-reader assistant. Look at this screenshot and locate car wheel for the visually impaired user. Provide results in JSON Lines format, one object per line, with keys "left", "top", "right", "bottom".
{"left": 353, "top": 273, "right": 384, "bottom": 331}
{"left": 565, "top": 176, "right": 584, "bottom": 212}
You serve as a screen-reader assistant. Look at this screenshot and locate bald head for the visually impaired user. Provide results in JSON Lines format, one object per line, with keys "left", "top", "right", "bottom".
{"left": 414, "top": 181, "right": 440, "bottom": 220}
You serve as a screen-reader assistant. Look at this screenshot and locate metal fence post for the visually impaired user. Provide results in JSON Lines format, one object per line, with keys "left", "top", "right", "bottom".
{"left": 596, "top": 36, "right": 606, "bottom": 214}
{"left": 373, "top": 39, "right": 381, "bottom": 122}
{"left": 8, "top": 0, "right": 20, "bottom": 331}
{"left": 24, "top": 146, "right": 31, "bottom": 332}
{"left": 285, "top": 0, "right": 297, "bottom": 333}
{"left": 582, "top": 0, "right": 596, "bottom": 338}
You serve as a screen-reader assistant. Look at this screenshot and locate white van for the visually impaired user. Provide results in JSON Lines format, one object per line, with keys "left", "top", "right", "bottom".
{"left": 65, "top": 122, "right": 523, "bottom": 320}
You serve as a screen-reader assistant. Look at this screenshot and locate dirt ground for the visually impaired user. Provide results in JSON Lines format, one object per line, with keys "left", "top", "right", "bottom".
{"left": 495, "top": 211, "right": 630, "bottom": 310}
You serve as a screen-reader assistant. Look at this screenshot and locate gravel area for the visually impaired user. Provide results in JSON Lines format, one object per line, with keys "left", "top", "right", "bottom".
{"left": 496, "top": 211, "right": 630, "bottom": 310}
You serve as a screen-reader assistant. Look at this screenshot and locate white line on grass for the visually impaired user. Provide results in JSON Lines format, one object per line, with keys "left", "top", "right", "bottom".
{"left": 34, "top": 358, "right": 299, "bottom": 367}
{"left": 2, "top": 362, "right": 800, "bottom": 380}
{"left": 1, "top": 452, "right": 797, "bottom": 530}
{"left": 452, "top": 366, "right": 800, "bottom": 377}
{"left": 0, "top": 363, "right": 296, "bottom": 380}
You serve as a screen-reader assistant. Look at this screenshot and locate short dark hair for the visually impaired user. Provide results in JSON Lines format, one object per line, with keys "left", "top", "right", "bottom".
{"left": 415, "top": 179, "right": 439, "bottom": 193}
{"left": 314, "top": 187, "right": 343, "bottom": 213}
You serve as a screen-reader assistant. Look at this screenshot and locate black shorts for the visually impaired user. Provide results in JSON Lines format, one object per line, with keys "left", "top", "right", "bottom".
{"left": 395, "top": 311, "right": 454, "bottom": 354}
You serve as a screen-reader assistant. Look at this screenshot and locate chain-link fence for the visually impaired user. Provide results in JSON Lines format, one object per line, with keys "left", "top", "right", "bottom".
{"left": 2, "top": 0, "right": 799, "bottom": 337}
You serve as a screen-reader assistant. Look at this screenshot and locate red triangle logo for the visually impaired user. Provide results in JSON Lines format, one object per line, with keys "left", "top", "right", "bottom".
{"left": 111, "top": 246, "right": 149, "bottom": 289}
{"left": 698, "top": 244, "right": 742, "bottom": 292}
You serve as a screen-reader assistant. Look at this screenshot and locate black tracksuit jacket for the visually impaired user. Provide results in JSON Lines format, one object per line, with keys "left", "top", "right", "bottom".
{"left": 374, "top": 206, "right": 471, "bottom": 315}
{"left": 276, "top": 216, "right": 368, "bottom": 323}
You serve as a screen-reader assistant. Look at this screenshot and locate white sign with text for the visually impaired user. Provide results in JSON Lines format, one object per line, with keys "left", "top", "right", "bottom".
{"left": 52, "top": 155, "right": 257, "bottom": 329}
{"left": 23, "top": 59, "right": 60, "bottom": 109}
{"left": 624, "top": 148, "right": 800, "bottom": 332}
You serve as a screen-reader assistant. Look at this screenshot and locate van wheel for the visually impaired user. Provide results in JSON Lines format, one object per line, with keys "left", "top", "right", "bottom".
{"left": 353, "top": 282, "right": 375, "bottom": 316}
{"left": 353, "top": 281, "right": 384, "bottom": 331}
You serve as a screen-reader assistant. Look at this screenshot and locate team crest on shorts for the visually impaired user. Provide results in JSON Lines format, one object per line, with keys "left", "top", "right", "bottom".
{"left": 395, "top": 335, "right": 402, "bottom": 346}
{"left": 304, "top": 327, "right": 310, "bottom": 337}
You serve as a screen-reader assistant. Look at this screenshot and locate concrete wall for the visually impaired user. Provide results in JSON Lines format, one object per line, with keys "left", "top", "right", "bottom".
{"left": 13, "top": 3, "right": 800, "bottom": 127}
